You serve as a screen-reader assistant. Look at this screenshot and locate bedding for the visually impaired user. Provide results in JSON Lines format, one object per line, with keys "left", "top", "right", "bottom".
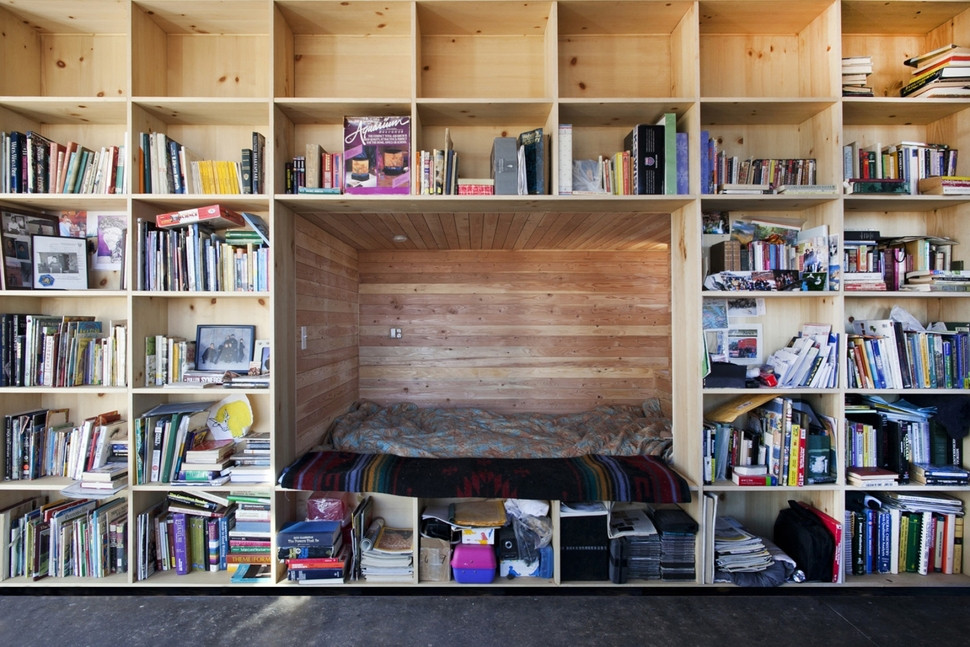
{"left": 327, "top": 400, "right": 674, "bottom": 460}
{"left": 277, "top": 451, "right": 691, "bottom": 503}
{"left": 278, "top": 400, "right": 689, "bottom": 503}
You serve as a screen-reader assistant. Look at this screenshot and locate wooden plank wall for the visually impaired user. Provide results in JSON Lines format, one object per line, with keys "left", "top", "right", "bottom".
{"left": 294, "top": 216, "right": 360, "bottom": 453}
{"left": 357, "top": 248, "right": 672, "bottom": 413}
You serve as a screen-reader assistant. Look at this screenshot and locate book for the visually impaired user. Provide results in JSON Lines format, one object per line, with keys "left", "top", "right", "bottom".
{"left": 342, "top": 116, "right": 411, "bottom": 195}
{"left": 155, "top": 204, "right": 246, "bottom": 229}
{"left": 517, "top": 127, "right": 548, "bottom": 195}
{"left": 183, "top": 438, "right": 235, "bottom": 463}
{"left": 276, "top": 520, "right": 342, "bottom": 547}
{"left": 230, "top": 562, "right": 272, "bottom": 583}
{"left": 624, "top": 123, "right": 664, "bottom": 195}
{"left": 558, "top": 123, "right": 572, "bottom": 195}
{"left": 656, "top": 112, "right": 678, "bottom": 195}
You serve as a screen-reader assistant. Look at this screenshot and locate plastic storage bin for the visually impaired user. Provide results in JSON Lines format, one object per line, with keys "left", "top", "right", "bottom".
{"left": 451, "top": 544, "right": 496, "bottom": 583}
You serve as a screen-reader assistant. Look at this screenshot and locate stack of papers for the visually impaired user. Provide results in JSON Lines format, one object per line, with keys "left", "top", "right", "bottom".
{"left": 714, "top": 516, "right": 774, "bottom": 573}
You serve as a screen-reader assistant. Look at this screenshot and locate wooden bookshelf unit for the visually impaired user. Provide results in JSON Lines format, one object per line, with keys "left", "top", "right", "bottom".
{"left": 2, "top": 0, "right": 970, "bottom": 589}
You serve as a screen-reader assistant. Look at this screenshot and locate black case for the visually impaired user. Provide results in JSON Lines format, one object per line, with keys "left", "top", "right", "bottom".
{"left": 773, "top": 500, "right": 835, "bottom": 582}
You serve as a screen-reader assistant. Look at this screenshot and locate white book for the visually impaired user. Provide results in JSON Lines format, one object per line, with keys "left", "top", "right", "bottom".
{"left": 558, "top": 123, "right": 572, "bottom": 195}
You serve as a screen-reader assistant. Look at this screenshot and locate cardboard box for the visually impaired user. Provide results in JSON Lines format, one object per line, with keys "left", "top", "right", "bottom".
{"left": 419, "top": 537, "right": 451, "bottom": 582}
{"left": 451, "top": 544, "right": 496, "bottom": 583}
{"left": 343, "top": 116, "right": 411, "bottom": 194}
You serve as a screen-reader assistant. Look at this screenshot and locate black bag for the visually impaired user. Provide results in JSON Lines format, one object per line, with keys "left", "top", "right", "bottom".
{"left": 773, "top": 500, "right": 835, "bottom": 582}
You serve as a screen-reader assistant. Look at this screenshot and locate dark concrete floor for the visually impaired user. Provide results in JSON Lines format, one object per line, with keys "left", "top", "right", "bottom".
{"left": 1, "top": 589, "right": 968, "bottom": 646}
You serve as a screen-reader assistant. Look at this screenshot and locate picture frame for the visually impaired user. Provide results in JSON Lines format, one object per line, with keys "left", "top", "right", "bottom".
{"left": 195, "top": 324, "right": 256, "bottom": 372}
{"left": 1, "top": 209, "right": 59, "bottom": 290}
{"left": 31, "top": 234, "right": 88, "bottom": 290}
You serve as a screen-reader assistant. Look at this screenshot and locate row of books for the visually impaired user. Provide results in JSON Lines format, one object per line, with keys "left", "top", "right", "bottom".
{"left": 842, "top": 140, "right": 958, "bottom": 195}
{"left": 700, "top": 131, "right": 819, "bottom": 194}
{"left": 703, "top": 395, "right": 836, "bottom": 487}
{"left": 765, "top": 323, "right": 840, "bottom": 390}
{"left": 137, "top": 131, "right": 265, "bottom": 195}
{"left": 558, "top": 118, "right": 686, "bottom": 196}
{"left": 0, "top": 313, "right": 128, "bottom": 388}
{"left": 284, "top": 147, "right": 343, "bottom": 195}
{"left": 133, "top": 490, "right": 267, "bottom": 580}
{"left": 133, "top": 400, "right": 212, "bottom": 485}
{"left": 145, "top": 334, "right": 195, "bottom": 387}
{"left": 414, "top": 126, "right": 460, "bottom": 195}
{"left": 846, "top": 491, "right": 964, "bottom": 577}
{"left": 1, "top": 130, "right": 127, "bottom": 194}
{"left": 846, "top": 318, "right": 970, "bottom": 390}
{"left": 137, "top": 205, "right": 271, "bottom": 292}
{"left": 2, "top": 494, "right": 128, "bottom": 581}
{"left": 2, "top": 407, "right": 126, "bottom": 482}
{"left": 844, "top": 395, "right": 963, "bottom": 482}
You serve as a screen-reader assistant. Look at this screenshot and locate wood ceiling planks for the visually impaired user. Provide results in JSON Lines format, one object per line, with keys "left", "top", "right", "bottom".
{"left": 300, "top": 211, "right": 670, "bottom": 251}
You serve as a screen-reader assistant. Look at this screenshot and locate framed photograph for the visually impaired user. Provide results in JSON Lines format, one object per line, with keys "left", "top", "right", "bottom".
{"left": 1, "top": 210, "right": 59, "bottom": 290}
{"left": 251, "top": 339, "right": 270, "bottom": 374}
{"left": 31, "top": 234, "right": 88, "bottom": 290}
{"left": 195, "top": 325, "right": 256, "bottom": 372}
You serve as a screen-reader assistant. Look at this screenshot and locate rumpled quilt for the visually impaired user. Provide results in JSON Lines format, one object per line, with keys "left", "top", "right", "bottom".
{"left": 327, "top": 400, "right": 673, "bottom": 461}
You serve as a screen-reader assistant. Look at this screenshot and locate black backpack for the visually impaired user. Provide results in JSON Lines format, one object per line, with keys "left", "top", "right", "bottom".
{"left": 773, "top": 500, "right": 835, "bottom": 582}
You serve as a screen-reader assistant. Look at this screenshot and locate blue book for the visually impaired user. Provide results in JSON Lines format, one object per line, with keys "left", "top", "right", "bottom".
{"left": 276, "top": 520, "right": 342, "bottom": 547}
{"left": 233, "top": 520, "right": 271, "bottom": 534}
{"left": 676, "top": 132, "right": 689, "bottom": 194}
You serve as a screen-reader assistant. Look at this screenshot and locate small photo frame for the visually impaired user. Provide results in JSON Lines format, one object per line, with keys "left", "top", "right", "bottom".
{"left": 32, "top": 234, "right": 88, "bottom": 290}
{"left": 251, "top": 339, "right": 270, "bottom": 375}
{"left": 195, "top": 325, "right": 256, "bottom": 372}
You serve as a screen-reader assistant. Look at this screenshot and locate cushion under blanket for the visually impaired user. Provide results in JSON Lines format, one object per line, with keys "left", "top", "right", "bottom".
{"left": 277, "top": 450, "right": 691, "bottom": 503}
{"left": 328, "top": 400, "right": 673, "bottom": 460}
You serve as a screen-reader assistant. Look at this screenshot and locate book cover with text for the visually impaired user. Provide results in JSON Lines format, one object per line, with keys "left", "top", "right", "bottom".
{"left": 343, "top": 116, "right": 411, "bottom": 195}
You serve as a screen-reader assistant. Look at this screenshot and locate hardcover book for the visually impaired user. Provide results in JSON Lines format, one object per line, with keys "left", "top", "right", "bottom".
{"left": 276, "top": 519, "right": 342, "bottom": 547}
{"left": 624, "top": 124, "right": 664, "bottom": 195}
{"left": 343, "top": 116, "right": 411, "bottom": 195}
{"left": 155, "top": 204, "right": 246, "bottom": 229}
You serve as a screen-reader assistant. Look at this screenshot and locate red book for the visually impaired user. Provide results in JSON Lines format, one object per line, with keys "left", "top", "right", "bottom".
{"left": 796, "top": 501, "right": 843, "bottom": 583}
{"left": 155, "top": 203, "right": 246, "bottom": 229}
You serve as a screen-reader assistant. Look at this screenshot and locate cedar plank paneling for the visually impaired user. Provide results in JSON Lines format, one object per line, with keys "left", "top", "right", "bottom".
{"left": 294, "top": 216, "right": 359, "bottom": 452}
{"left": 358, "top": 248, "right": 671, "bottom": 414}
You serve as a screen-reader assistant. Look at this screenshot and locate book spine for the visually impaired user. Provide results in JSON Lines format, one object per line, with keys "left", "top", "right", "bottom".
{"left": 207, "top": 518, "right": 220, "bottom": 572}
{"left": 171, "top": 512, "right": 190, "bottom": 575}
{"left": 558, "top": 123, "right": 572, "bottom": 195}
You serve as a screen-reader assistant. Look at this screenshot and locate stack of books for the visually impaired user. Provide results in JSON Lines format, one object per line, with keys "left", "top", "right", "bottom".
{"left": 842, "top": 56, "right": 874, "bottom": 96}
{"left": 847, "top": 466, "right": 899, "bottom": 488}
{"left": 173, "top": 437, "right": 235, "bottom": 485}
{"left": 68, "top": 461, "right": 129, "bottom": 496}
{"left": 909, "top": 463, "right": 970, "bottom": 486}
{"left": 918, "top": 176, "right": 970, "bottom": 195}
{"left": 359, "top": 518, "right": 414, "bottom": 583}
{"left": 228, "top": 432, "right": 271, "bottom": 483}
{"left": 278, "top": 519, "right": 347, "bottom": 584}
{"left": 227, "top": 493, "right": 272, "bottom": 581}
{"left": 901, "top": 44, "right": 970, "bottom": 98}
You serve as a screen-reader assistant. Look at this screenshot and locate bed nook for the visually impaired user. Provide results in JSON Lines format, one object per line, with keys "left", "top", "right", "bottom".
{"left": 284, "top": 208, "right": 690, "bottom": 505}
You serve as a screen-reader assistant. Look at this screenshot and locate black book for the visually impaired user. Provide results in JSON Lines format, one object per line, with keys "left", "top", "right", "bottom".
{"left": 624, "top": 124, "right": 664, "bottom": 195}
